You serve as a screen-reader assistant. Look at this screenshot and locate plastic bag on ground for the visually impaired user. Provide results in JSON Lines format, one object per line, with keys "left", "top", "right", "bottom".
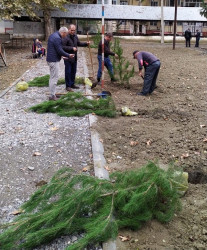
{"left": 16, "top": 81, "right": 29, "bottom": 92}
{"left": 121, "top": 107, "right": 138, "bottom": 116}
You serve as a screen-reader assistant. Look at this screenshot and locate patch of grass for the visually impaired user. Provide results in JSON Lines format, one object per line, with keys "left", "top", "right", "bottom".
{"left": 28, "top": 75, "right": 65, "bottom": 87}
{"left": 29, "top": 92, "right": 116, "bottom": 117}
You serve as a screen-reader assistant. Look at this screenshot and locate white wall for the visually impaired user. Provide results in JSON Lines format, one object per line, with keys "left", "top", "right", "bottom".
{"left": 51, "top": 4, "right": 207, "bottom": 22}
{"left": 0, "top": 20, "right": 13, "bottom": 34}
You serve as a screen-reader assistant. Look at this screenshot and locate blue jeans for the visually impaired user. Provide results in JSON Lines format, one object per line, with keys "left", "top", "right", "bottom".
{"left": 97, "top": 55, "right": 114, "bottom": 79}
{"left": 142, "top": 60, "right": 160, "bottom": 95}
{"left": 195, "top": 37, "right": 200, "bottom": 47}
{"left": 64, "top": 60, "right": 77, "bottom": 88}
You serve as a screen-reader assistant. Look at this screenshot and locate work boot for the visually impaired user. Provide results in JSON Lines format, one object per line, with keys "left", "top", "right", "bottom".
{"left": 66, "top": 87, "right": 74, "bottom": 92}
{"left": 71, "top": 84, "right": 79, "bottom": 89}
{"left": 111, "top": 77, "right": 117, "bottom": 82}
{"left": 91, "top": 78, "right": 101, "bottom": 89}
{"left": 91, "top": 82, "right": 97, "bottom": 89}
{"left": 49, "top": 95, "right": 59, "bottom": 101}
{"left": 136, "top": 92, "right": 146, "bottom": 96}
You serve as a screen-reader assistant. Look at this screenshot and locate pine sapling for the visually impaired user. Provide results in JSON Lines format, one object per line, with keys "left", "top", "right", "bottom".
{"left": 112, "top": 38, "right": 134, "bottom": 88}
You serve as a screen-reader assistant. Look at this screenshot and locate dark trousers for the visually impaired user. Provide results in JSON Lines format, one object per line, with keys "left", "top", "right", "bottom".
{"left": 142, "top": 60, "right": 160, "bottom": 95}
{"left": 64, "top": 60, "right": 77, "bottom": 88}
{"left": 97, "top": 55, "right": 114, "bottom": 79}
{"left": 186, "top": 39, "right": 191, "bottom": 47}
{"left": 195, "top": 38, "right": 200, "bottom": 47}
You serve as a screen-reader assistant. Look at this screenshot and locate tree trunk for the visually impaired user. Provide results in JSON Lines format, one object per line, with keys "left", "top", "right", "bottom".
{"left": 44, "top": 9, "right": 52, "bottom": 41}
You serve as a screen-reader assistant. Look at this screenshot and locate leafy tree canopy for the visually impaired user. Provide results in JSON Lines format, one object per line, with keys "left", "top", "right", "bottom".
{"left": 0, "top": 0, "right": 93, "bottom": 20}
{"left": 200, "top": 0, "right": 207, "bottom": 18}
{"left": 0, "top": 0, "right": 94, "bottom": 40}
{"left": 0, "top": 0, "right": 68, "bottom": 19}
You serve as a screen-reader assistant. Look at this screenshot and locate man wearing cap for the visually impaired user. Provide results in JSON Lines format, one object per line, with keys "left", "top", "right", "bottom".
{"left": 92, "top": 33, "right": 118, "bottom": 89}
{"left": 133, "top": 50, "right": 160, "bottom": 96}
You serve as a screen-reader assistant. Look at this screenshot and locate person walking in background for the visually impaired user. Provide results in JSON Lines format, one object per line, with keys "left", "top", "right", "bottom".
{"left": 195, "top": 30, "right": 201, "bottom": 47}
{"left": 133, "top": 50, "right": 160, "bottom": 96}
{"left": 92, "top": 33, "right": 118, "bottom": 89}
{"left": 62, "top": 24, "right": 89, "bottom": 92}
{"left": 46, "top": 27, "right": 74, "bottom": 101}
{"left": 184, "top": 28, "right": 192, "bottom": 47}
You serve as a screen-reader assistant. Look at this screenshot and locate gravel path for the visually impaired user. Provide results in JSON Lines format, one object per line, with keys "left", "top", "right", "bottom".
{"left": 0, "top": 49, "right": 98, "bottom": 249}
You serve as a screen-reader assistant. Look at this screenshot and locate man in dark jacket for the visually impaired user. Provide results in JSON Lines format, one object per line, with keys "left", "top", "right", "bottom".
{"left": 47, "top": 27, "right": 74, "bottom": 101}
{"left": 62, "top": 24, "right": 89, "bottom": 92}
{"left": 184, "top": 28, "right": 192, "bottom": 47}
{"left": 195, "top": 29, "right": 201, "bottom": 47}
{"left": 133, "top": 50, "right": 161, "bottom": 96}
{"left": 97, "top": 33, "right": 118, "bottom": 83}
{"left": 91, "top": 33, "right": 118, "bottom": 89}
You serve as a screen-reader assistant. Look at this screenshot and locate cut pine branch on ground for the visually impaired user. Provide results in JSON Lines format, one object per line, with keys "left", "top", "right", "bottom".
{"left": 0, "top": 162, "right": 185, "bottom": 250}
{"left": 28, "top": 75, "right": 65, "bottom": 87}
{"left": 29, "top": 92, "right": 117, "bottom": 117}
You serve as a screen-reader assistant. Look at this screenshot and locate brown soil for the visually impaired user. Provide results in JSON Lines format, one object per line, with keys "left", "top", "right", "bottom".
{"left": 1, "top": 40, "right": 207, "bottom": 250}
{"left": 89, "top": 40, "right": 207, "bottom": 249}
{"left": 0, "top": 46, "right": 37, "bottom": 90}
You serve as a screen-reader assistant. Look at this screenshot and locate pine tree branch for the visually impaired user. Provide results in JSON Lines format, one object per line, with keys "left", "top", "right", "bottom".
{"left": 100, "top": 182, "right": 156, "bottom": 198}
{"left": 0, "top": 163, "right": 183, "bottom": 250}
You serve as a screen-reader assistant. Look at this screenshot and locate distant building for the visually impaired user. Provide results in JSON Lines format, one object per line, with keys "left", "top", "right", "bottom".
{"left": 0, "top": 1, "right": 207, "bottom": 38}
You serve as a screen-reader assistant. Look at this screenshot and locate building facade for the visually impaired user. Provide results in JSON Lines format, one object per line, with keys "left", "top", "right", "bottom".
{"left": 0, "top": 1, "right": 207, "bottom": 38}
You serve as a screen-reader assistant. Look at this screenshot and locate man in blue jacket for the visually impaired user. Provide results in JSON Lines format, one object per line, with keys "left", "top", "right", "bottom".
{"left": 133, "top": 50, "right": 160, "bottom": 96}
{"left": 46, "top": 27, "right": 74, "bottom": 101}
{"left": 195, "top": 29, "right": 201, "bottom": 47}
{"left": 62, "top": 24, "right": 89, "bottom": 92}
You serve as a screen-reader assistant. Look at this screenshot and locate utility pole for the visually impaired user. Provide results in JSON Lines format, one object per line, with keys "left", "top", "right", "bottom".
{"left": 173, "top": 0, "right": 178, "bottom": 50}
{"left": 161, "top": 0, "right": 164, "bottom": 44}
{"left": 101, "top": 0, "right": 105, "bottom": 88}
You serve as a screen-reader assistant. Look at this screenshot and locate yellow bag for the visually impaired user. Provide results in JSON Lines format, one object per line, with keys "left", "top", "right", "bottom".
{"left": 121, "top": 107, "right": 138, "bottom": 116}
{"left": 171, "top": 171, "right": 189, "bottom": 196}
{"left": 84, "top": 77, "right": 92, "bottom": 87}
{"left": 16, "top": 81, "right": 29, "bottom": 92}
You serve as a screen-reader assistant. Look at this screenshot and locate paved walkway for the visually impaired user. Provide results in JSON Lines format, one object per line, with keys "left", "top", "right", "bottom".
{"left": 0, "top": 49, "right": 91, "bottom": 220}
{"left": 0, "top": 49, "right": 115, "bottom": 249}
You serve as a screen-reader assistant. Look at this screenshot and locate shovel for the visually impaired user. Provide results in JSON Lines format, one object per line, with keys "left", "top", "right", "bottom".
{"left": 87, "top": 32, "right": 95, "bottom": 80}
{"left": 84, "top": 90, "right": 111, "bottom": 98}
{"left": 53, "top": 91, "right": 112, "bottom": 98}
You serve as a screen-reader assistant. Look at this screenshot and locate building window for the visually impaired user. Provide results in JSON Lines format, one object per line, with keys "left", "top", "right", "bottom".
{"left": 150, "top": 21, "right": 157, "bottom": 26}
{"left": 165, "top": 21, "right": 173, "bottom": 25}
{"left": 97, "top": 0, "right": 110, "bottom": 4}
{"left": 184, "top": 0, "right": 202, "bottom": 7}
{"left": 151, "top": 0, "right": 158, "bottom": 6}
{"left": 177, "top": 22, "right": 183, "bottom": 26}
{"left": 112, "top": 0, "right": 117, "bottom": 4}
{"left": 166, "top": 0, "right": 174, "bottom": 6}
{"left": 120, "top": 20, "right": 127, "bottom": 25}
{"left": 120, "top": 0, "right": 128, "bottom": 4}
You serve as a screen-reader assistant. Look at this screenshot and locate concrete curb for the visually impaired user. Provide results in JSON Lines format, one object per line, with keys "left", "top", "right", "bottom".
{"left": 82, "top": 50, "right": 117, "bottom": 250}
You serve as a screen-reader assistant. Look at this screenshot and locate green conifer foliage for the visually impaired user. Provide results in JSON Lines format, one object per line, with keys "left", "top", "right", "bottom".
{"left": 90, "top": 31, "right": 101, "bottom": 48}
{"left": 112, "top": 38, "right": 135, "bottom": 88}
{"left": 29, "top": 92, "right": 116, "bottom": 118}
{"left": 0, "top": 162, "right": 182, "bottom": 250}
{"left": 28, "top": 75, "right": 65, "bottom": 87}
